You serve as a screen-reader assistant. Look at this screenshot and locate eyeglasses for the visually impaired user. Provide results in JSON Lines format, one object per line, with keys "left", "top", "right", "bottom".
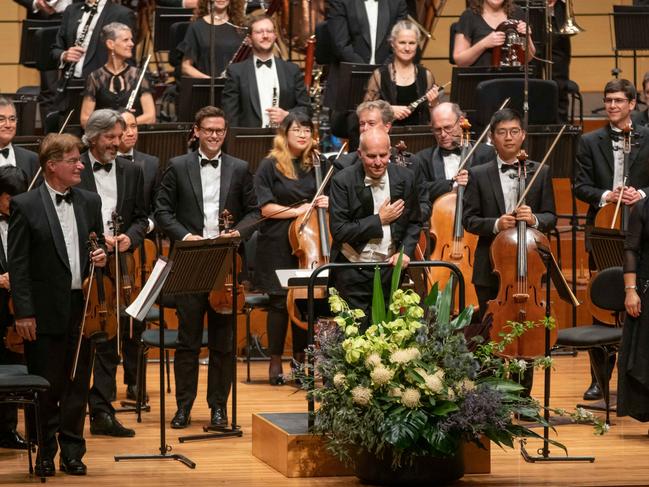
{"left": 603, "top": 97, "right": 630, "bottom": 105}
{"left": 54, "top": 157, "right": 81, "bottom": 164}
{"left": 199, "top": 127, "right": 226, "bottom": 137}
{"left": 432, "top": 117, "right": 460, "bottom": 136}
{"left": 493, "top": 128, "right": 523, "bottom": 137}
{"left": 0, "top": 116, "right": 18, "bottom": 125}
{"left": 288, "top": 127, "right": 312, "bottom": 135}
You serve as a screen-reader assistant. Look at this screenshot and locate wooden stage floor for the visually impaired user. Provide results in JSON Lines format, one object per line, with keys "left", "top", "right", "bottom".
{"left": 1, "top": 353, "right": 648, "bottom": 486}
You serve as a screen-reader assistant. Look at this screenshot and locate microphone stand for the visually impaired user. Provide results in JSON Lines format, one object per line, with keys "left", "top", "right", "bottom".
{"left": 209, "top": 0, "right": 216, "bottom": 106}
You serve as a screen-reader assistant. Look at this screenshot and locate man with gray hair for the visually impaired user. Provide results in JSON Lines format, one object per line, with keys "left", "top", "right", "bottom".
{"left": 78, "top": 108, "right": 147, "bottom": 437}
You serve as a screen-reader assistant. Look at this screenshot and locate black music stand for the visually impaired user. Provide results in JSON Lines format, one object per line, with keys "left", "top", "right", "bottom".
{"left": 612, "top": 6, "right": 649, "bottom": 88}
{"left": 589, "top": 227, "right": 624, "bottom": 271}
{"left": 153, "top": 7, "right": 193, "bottom": 53}
{"left": 525, "top": 124, "right": 581, "bottom": 178}
{"left": 115, "top": 238, "right": 241, "bottom": 466}
{"left": 177, "top": 78, "right": 226, "bottom": 122}
{"left": 520, "top": 241, "right": 594, "bottom": 463}
{"left": 19, "top": 19, "right": 61, "bottom": 69}
{"left": 332, "top": 62, "right": 379, "bottom": 112}
{"left": 224, "top": 127, "right": 276, "bottom": 173}
{"left": 34, "top": 26, "right": 60, "bottom": 72}
{"left": 389, "top": 125, "right": 435, "bottom": 154}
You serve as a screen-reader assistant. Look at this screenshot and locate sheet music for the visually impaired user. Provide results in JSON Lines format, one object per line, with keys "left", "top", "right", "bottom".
{"left": 125, "top": 257, "right": 172, "bottom": 321}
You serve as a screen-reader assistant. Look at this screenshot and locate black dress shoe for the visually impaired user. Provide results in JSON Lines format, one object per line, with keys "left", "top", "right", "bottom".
{"left": 210, "top": 407, "right": 228, "bottom": 427}
{"left": 171, "top": 409, "right": 191, "bottom": 429}
{"left": 126, "top": 384, "right": 149, "bottom": 402}
{"left": 0, "top": 430, "right": 29, "bottom": 450}
{"left": 583, "top": 382, "right": 603, "bottom": 401}
{"left": 34, "top": 457, "right": 55, "bottom": 477}
{"left": 59, "top": 457, "right": 87, "bottom": 475}
{"left": 90, "top": 412, "right": 136, "bottom": 437}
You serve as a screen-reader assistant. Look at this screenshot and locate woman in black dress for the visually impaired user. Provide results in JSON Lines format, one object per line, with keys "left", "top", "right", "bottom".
{"left": 452, "top": 0, "right": 535, "bottom": 67}
{"left": 80, "top": 22, "right": 155, "bottom": 128}
{"left": 254, "top": 112, "right": 328, "bottom": 384}
{"left": 364, "top": 20, "right": 439, "bottom": 126}
{"left": 179, "top": 0, "right": 246, "bottom": 79}
{"left": 620, "top": 199, "right": 649, "bottom": 422}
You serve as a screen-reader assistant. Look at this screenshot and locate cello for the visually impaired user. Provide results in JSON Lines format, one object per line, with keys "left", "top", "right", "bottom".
{"left": 427, "top": 118, "right": 479, "bottom": 313}
{"left": 485, "top": 149, "right": 558, "bottom": 359}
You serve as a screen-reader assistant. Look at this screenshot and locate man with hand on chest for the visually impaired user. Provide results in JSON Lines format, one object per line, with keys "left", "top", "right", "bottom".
{"left": 155, "top": 106, "right": 258, "bottom": 429}
{"left": 78, "top": 108, "right": 147, "bottom": 438}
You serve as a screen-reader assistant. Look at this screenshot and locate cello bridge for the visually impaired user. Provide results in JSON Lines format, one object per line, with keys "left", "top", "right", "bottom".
{"left": 513, "top": 293, "right": 529, "bottom": 303}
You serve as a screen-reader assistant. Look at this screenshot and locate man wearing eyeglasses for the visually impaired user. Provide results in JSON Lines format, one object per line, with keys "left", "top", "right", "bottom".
{"left": 222, "top": 14, "right": 311, "bottom": 128}
{"left": 155, "top": 106, "right": 258, "bottom": 430}
{"left": 575, "top": 79, "right": 649, "bottom": 402}
{"left": 0, "top": 97, "right": 40, "bottom": 185}
{"left": 463, "top": 108, "right": 556, "bottom": 322}
{"left": 77, "top": 109, "right": 147, "bottom": 438}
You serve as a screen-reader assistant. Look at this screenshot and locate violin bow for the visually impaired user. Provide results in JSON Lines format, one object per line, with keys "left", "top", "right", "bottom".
{"left": 455, "top": 97, "right": 511, "bottom": 175}
{"left": 611, "top": 124, "right": 633, "bottom": 229}
{"left": 298, "top": 141, "right": 348, "bottom": 234}
{"left": 219, "top": 199, "right": 309, "bottom": 237}
{"left": 28, "top": 109, "right": 75, "bottom": 191}
{"left": 513, "top": 124, "right": 567, "bottom": 210}
{"left": 611, "top": 176, "right": 627, "bottom": 230}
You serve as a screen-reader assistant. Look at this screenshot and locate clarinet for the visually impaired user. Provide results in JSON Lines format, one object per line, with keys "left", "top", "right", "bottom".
{"left": 267, "top": 87, "right": 279, "bottom": 128}
{"left": 57, "top": 1, "right": 99, "bottom": 94}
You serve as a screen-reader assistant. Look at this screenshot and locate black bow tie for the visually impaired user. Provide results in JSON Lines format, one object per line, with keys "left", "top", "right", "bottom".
{"left": 440, "top": 147, "right": 461, "bottom": 157}
{"left": 256, "top": 58, "right": 272, "bottom": 69}
{"left": 0, "top": 213, "right": 8, "bottom": 223}
{"left": 93, "top": 162, "right": 112, "bottom": 172}
{"left": 120, "top": 154, "right": 133, "bottom": 161}
{"left": 56, "top": 192, "right": 73, "bottom": 205}
{"left": 81, "top": 2, "right": 96, "bottom": 12}
{"left": 500, "top": 163, "right": 519, "bottom": 173}
{"left": 0, "top": 148, "right": 9, "bottom": 159}
{"left": 201, "top": 157, "right": 220, "bottom": 168}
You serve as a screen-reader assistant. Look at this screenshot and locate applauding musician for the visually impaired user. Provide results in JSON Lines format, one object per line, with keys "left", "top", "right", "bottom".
{"left": 155, "top": 106, "right": 258, "bottom": 429}
{"left": 9, "top": 133, "right": 107, "bottom": 476}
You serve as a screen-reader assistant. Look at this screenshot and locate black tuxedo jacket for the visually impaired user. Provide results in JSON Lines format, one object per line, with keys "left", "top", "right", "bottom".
{"left": 77, "top": 152, "right": 148, "bottom": 249}
{"left": 574, "top": 125, "right": 649, "bottom": 224}
{"left": 0, "top": 235, "right": 9, "bottom": 329}
{"left": 327, "top": 0, "right": 408, "bottom": 64}
{"left": 132, "top": 149, "right": 160, "bottom": 220}
{"left": 221, "top": 57, "right": 311, "bottom": 127}
{"left": 632, "top": 109, "right": 649, "bottom": 129}
{"left": 329, "top": 162, "right": 421, "bottom": 261}
{"left": 51, "top": 2, "right": 136, "bottom": 77}
{"left": 154, "top": 151, "right": 259, "bottom": 241}
{"left": 14, "top": 146, "right": 40, "bottom": 184}
{"left": 415, "top": 143, "right": 495, "bottom": 206}
{"left": 462, "top": 159, "right": 556, "bottom": 288}
{"left": 8, "top": 184, "right": 103, "bottom": 334}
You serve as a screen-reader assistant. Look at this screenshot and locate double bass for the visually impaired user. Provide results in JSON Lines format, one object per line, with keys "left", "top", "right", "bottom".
{"left": 427, "top": 118, "right": 479, "bottom": 312}
{"left": 485, "top": 150, "right": 557, "bottom": 359}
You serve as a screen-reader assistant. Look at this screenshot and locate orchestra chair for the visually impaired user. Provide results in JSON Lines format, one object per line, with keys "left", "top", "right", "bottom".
{"left": 554, "top": 266, "right": 625, "bottom": 425}
{"left": 0, "top": 365, "right": 50, "bottom": 483}
{"left": 565, "top": 79, "right": 584, "bottom": 126}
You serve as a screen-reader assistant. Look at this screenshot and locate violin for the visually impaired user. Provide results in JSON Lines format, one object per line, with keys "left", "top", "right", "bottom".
{"left": 491, "top": 19, "right": 525, "bottom": 67}
{"left": 208, "top": 210, "right": 245, "bottom": 314}
{"left": 71, "top": 232, "right": 118, "bottom": 380}
{"left": 132, "top": 238, "right": 157, "bottom": 292}
{"left": 287, "top": 151, "right": 332, "bottom": 331}
{"left": 427, "top": 118, "right": 479, "bottom": 313}
{"left": 3, "top": 297, "right": 24, "bottom": 355}
{"left": 108, "top": 212, "right": 136, "bottom": 345}
{"left": 485, "top": 151, "right": 557, "bottom": 359}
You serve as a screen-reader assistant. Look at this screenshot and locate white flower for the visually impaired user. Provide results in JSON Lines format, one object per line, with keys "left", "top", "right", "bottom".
{"left": 351, "top": 386, "right": 372, "bottom": 406}
{"left": 329, "top": 293, "right": 345, "bottom": 314}
{"left": 447, "top": 388, "right": 456, "bottom": 401}
{"left": 345, "top": 325, "right": 359, "bottom": 337}
{"left": 401, "top": 388, "right": 421, "bottom": 408}
{"left": 424, "top": 374, "right": 444, "bottom": 394}
{"left": 389, "top": 387, "right": 403, "bottom": 398}
{"left": 365, "top": 353, "right": 382, "bottom": 369}
{"left": 390, "top": 347, "right": 421, "bottom": 365}
{"left": 370, "top": 366, "right": 394, "bottom": 386}
{"left": 460, "top": 379, "right": 476, "bottom": 392}
{"left": 333, "top": 373, "right": 346, "bottom": 388}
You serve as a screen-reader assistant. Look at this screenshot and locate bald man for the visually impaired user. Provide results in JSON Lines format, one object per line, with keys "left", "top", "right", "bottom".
{"left": 329, "top": 129, "right": 422, "bottom": 327}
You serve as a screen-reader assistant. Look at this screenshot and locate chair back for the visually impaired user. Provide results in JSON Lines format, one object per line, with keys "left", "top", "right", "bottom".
{"left": 590, "top": 266, "right": 626, "bottom": 313}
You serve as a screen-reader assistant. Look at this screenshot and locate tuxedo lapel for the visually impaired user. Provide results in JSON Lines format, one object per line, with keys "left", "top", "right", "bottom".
{"left": 597, "top": 131, "right": 615, "bottom": 174}
{"left": 353, "top": 164, "right": 374, "bottom": 216}
{"left": 376, "top": 0, "right": 389, "bottom": 52}
{"left": 115, "top": 158, "right": 127, "bottom": 215}
{"left": 39, "top": 184, "right": 70, "bottom": 271}
{"left": 355, "top": 0, "right": 371, "bottom": 50}
{"left": 486, "top": 161, "right": 506, "bottom": 215}
{"left": 68, "top": 5, "right": 84, "bottom": 45}
{"left": 186, "top": 153, "right": 204, "bottom": 216}
{"left": 275, "top": 58, "right": 288, "bottom": 108}
{"left": 72, "top": 188, "right": 90, "bottom": 277}
{"left": 432, "top": 148, "right": 446, "bottom": 179}
{"left": 219, "top": 156, "right": 233, "bottom": 216}
{"left": 246, "top": 59, "right": 262, "bottom": 122}
{"left": 80, "top": 152, "right": 98, "bottom": 193}
{"left": 84, "top": 3, "right": 109, "bottom": 68}
{"left": 629, "top": 130, "right": 645, "bottom": 169}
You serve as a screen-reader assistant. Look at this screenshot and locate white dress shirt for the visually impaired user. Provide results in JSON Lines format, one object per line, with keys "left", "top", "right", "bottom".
{"left": 494, "top": 156, "right": 538, "bottom": 233}
{"left": 0, "top": 144, "right": 16, "bottom": 169}
{"left": 341, "top": 171, "right": 393, "bottom": 262}
{"left": 71, "top": 0, "right": 107, "bottom": 77}
{"left": 89, "top": 152, "right": 118, "bottom": 238}
{"left": 198, "top": 150, "right": 222, "bottom": 238}
{"left": 442, "top": 153, "right": 461, "bottom": 181}
{"left": 45, "top": 181, "right": 82, "bottom": 289}
{"left": 600, "top": 124, "right": 645, "bottom": 206}
{"left": 253, "top": 55, "right": 280, "bottom": 128}
{"left": 364, "top": 0, "right": 379, "bottom": 65}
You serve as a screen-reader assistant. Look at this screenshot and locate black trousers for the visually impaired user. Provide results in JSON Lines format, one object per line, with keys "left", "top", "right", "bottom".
{"left": 266, "top": 294, "right": 308, "bottom": 356}
{"left": 0, "top": 326, "right": 22, "bottom": 434}
{"left": 87, "top": 316, "right": 146, "bottom": 416}
{"left": 174, "top": 293, "right": 233, "bottom": 411}
{"left": 24, "top": 291, "right": 92, "bottom": 461}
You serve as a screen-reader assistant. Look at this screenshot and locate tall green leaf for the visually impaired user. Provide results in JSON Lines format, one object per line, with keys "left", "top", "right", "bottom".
{"left": 386, "top": 248, "right": 404, "bottom": 321}
{"left": 437, "top": 279, "right": 454, "bottom": 327}
{"left": 371, "top": 266, "right": 386, "bottom": 325}
{"left": 423, "top": 281, "right": 439, "bottom": 309}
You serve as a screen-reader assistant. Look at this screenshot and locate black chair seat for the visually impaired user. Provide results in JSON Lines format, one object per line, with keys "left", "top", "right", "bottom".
{"left": 245, "top": 293, "right": 270, "bottom": 307}
{"left": 557, "top": 325, "right": 623, "bottom": 348}
{"left": 141, "top": 329, "right": 208, "bottom": 349}
{"left": 0, "top": 364, "right": 29, "bottom": 376}
{"left": 0, "top": 374, "right": 50, "bottom": 392}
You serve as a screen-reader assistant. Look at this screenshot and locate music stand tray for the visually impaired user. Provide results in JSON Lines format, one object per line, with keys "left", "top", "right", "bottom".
{"left": 333, "top": 62, "right": 379, "bottom": 112}
{"left": 19, "top": 19, "right": 61, "bottom": 69}
{"left": 115, "top": 238, "right": 242, "bottom": 466}
{"left": 178, "top": 77, "right": 226, "bottom": 122}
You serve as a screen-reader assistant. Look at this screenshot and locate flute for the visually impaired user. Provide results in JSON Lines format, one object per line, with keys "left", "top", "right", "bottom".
{"left": 125, "top": 55, "right": 151, "bottom": 111}
{"left": 407, "top": 81, "right": 451, "bottom": 111}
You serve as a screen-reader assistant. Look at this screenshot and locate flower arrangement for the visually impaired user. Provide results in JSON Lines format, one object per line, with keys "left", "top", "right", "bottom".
{"left": 304, "top": 254, "right": 606, "bottom": 471}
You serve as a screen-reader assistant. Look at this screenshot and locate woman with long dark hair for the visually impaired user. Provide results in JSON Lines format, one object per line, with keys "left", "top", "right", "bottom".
{"left": 253, "top": 112, "right": 327, "bottom": 384}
